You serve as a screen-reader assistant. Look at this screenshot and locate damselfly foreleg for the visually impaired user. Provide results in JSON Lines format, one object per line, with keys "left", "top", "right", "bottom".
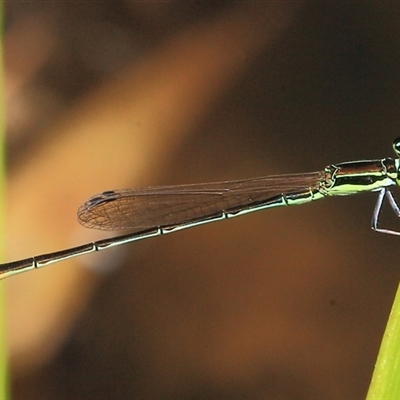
{"left": 371, "top": 188, "right": 400, "bottom": 236}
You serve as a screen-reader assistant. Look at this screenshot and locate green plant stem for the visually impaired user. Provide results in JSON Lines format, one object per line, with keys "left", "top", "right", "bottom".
{"left": 366, "top": 282, "right": 400, "bottom": 399}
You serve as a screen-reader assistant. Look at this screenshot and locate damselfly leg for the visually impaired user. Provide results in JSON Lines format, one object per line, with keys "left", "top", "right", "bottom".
{"left": 372, "top": 188, "right": 400, "bottom": 236}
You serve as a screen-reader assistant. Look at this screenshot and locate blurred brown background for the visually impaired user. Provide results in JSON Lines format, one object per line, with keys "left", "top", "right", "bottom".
{"left": 4, "top": 1, "right": 400, "bottom": 399}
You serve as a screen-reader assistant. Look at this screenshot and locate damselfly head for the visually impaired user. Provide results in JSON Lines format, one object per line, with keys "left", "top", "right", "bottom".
{"left": 393, "top": 137, "right": 400, "bottom": 157}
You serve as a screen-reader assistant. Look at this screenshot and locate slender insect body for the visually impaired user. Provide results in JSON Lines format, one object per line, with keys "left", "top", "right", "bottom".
{"left": 3, "top": 138, "right": 400, "bottom": 278}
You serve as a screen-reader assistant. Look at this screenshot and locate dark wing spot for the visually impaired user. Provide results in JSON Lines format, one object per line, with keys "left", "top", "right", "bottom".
{"left": 85, "top": 191, "right": 118, "bottom": 209}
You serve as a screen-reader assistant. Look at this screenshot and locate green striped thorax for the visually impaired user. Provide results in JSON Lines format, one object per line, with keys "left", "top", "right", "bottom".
{"left": 319, "top": 139, "right": 400, "bottom": 197}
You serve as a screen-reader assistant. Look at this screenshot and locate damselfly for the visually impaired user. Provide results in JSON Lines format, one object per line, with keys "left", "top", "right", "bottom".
{"left": 3, "top": 138, "right": 400, "bottom": 279}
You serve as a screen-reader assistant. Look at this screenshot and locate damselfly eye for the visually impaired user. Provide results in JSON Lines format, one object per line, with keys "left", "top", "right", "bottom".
{"left": 393, "top": 138, "right": 400, "bottom": 156}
